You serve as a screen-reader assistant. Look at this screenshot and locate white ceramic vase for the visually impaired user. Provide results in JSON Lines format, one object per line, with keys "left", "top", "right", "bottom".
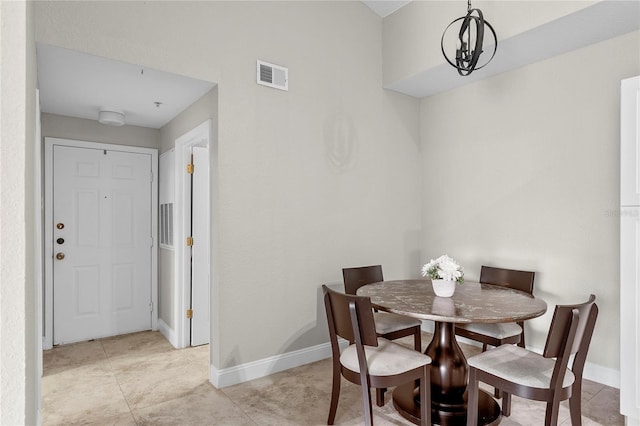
{"left": 431, "top": 279, "right": 456, "bottom": 297}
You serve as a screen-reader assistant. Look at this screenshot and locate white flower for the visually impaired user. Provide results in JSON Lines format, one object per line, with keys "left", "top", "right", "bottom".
{"left": 421, "top": 254, "right": 464, "bottom": 284}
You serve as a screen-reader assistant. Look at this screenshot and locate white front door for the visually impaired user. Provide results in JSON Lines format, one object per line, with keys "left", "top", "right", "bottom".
{"left": 53, "top": 145, "right": 153, "bottom": 345}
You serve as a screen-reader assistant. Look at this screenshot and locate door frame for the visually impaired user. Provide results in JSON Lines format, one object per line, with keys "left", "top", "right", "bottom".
{"left": 43, "top": 137, "right": 158, "bottom": 349}
{"left": 174, "top": 120, "right": 211, "bottom": 348}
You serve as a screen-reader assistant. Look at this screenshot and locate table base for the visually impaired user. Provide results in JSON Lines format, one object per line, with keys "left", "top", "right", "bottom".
{"left": 392, "top": 383, "right": 502, "bottom": 426}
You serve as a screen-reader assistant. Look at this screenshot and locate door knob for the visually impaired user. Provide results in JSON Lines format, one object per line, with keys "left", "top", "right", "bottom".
{"left": 56, "top": 252, "right": 65, "bottom": 260}
{"left": 56, "top": 223, "right": 65, "bottom": 230}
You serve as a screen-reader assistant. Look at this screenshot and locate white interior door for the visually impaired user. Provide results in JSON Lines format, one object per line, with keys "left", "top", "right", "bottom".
{"left": 190, "top": 146, "right": 210, "bottom": 346}
{"left": 53, "top": 145, "right": 153, "bottom": 345}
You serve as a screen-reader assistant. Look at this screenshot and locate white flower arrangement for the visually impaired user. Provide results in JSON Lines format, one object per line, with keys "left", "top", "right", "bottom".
{"left": 421, "top": 254, "right": 464, "bottom": 284}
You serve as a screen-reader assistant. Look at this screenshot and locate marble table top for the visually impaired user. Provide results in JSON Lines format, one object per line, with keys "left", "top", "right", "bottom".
{"left": 356, "top": 279, "right": 547, "bottom": 324}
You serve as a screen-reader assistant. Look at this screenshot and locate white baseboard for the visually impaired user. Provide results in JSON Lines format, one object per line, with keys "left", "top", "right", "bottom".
{"left": 583, "top": 360, "right": 620, "bottom": 389}
{"left": 207, "top": 323, "right": 620, "bottom": 390}
{"left": 157, "top": 318, "right": 179, "bottom": 349}
{"left": 210, "top": 340, "right": 348, "bottom": 389}
{"left": 423, "top": 320, "right": 619, "bottom": 388}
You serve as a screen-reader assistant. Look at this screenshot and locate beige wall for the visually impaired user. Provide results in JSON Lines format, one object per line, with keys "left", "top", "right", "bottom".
{"left": 383, "top": 0, "right": 594, "bottom": 86}
{"left": 35, "top": 1, "right": 423, "bottom": 369}
{"left": 0, "top": 1, "right": 38, "bottom": 424}
{"left": 420, "top": 30, "right": 640, "bottom": 371}
{"left": 41, "top": 113, "right": 160, "bottom": 149}
{"left": 159, "top": 88, "right": 217, "bottom": 154}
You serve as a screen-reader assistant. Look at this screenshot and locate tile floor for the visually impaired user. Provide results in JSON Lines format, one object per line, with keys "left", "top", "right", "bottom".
{"left": 42, "top": 331, "right": 623, "bottom": 425}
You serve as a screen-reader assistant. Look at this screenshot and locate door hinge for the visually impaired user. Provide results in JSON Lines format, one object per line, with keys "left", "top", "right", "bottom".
{"left": 186, "top": 163, "right": 194, "bottom": 174}
{"left": 149, "top": 302, "right": 153, "bottom": 312}
{"left": 186, "top": 309, "right": 193, "bottom": 319}
{"left": 186, "top": 236, "right": 193, "bottom": 246}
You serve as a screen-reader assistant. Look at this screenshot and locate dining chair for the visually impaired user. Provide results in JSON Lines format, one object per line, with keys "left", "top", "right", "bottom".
{"left": 343, "top": 265, "right": 423, "bottom": 406}
{"left": 466, "top": 294, "right": 598, "bottom": 426}
{"left": 455, "top": 266, "right": 535, "bottom": 351}
{"left": 322, "top": 285, "right": 432, "bottom": 426}
{"left": 343, "top": 266, "right": 422, "bottom": 351}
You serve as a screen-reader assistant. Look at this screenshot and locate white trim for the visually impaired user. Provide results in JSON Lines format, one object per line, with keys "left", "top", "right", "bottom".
{"left": 620, "top": 74, "right": 640, "bottom": 426}
{"left": 209, "top": 340, "right": 347, "bottom": 389}
{"left": 583, "top": 361, "right": 620, "bottom": 389}
{"left": 35, "top": 88, "right": 43, "bottom": 426}
{"left": 174, "top": 120, "right": 211, "bottom": 349}
{"left": 157, "top": 318, "right": 177, "bottom": 348}
{"left": 44, "top": 137, "right": 158, "bottom": 348}
{"left": 437, "top": 319, "right": 620, "bottom": 388}
{"left": 525, "top": 344, "right": 620, "bottom": 389}
{"left": 206, "top": 334, "right": 619, "bottom": 392}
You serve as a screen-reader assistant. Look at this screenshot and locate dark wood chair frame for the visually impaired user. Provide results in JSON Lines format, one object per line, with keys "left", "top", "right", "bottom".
{"left": 466, "top": 295, "right": 599, "bottom": 426}
{"left": 343, "top": 265, "right": 422, "bottom": 351}
{"left": 455, "top": 265, "right": 535, "bottom": 350}
{"left": 323, "top": 285, "right": 431, "bottom": 426}
{"left": 343, "top": 265, "right": 422, "bottom": 406}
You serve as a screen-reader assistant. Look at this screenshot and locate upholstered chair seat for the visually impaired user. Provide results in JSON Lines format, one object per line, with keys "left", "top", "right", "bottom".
{"left": 455, "top": 266, "right": 535, "bottom": 352}
{"left": 457, "top": 322, "right": 522, "bottom": 341}
{"left": 466, "top": 295, "right": 598, "bottom": 426}
{"left": 343, "top": 265, "right": 423, "bottom": 406}
{"left": 467, "top": 344, "right": 575, "bottom": 389}
{"left": 372, "top": 311, "right": 422, "bottom": 335}
{"left": 340, "top": 338, "right": 431, "bottom": 377}
{"left": 323, "top": 285, "right": 432, "bottom": 426}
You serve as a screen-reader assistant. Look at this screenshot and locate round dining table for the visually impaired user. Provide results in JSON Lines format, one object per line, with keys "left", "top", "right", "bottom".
{"left": 357, "top": 279, "right": 547, "bottom": 426}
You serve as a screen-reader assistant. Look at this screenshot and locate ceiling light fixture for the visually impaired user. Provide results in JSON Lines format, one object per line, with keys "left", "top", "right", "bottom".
{"left": 441, "top": 0, "right": 497, "bottom": 76}
{"left": 98, "top": 107, "right": 125, "bottom": 126}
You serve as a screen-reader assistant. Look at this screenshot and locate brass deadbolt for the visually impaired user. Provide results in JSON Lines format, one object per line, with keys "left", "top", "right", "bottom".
{"left": 56, "top": 223, "right": 64, "bottom": 230}
{"left": 56, "top": 252, "right": 65, "bottom": 260}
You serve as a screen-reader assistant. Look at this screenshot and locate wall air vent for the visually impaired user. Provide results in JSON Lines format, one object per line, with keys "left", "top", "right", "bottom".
{"left": 257, "top": 60, "right": 288, "bottom": 91}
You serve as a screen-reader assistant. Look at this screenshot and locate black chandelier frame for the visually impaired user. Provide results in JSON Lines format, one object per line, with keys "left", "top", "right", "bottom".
{"left": 441, "top": 1, "right": 498, "bottom": 76}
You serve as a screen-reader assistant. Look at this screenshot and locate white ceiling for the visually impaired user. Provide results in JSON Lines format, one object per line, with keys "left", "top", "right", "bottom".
{"left": 37, "top": 43, "right": 215, "bottom": 129}
{"left": 362, "top": 0, "right": 411, "bottom": 18}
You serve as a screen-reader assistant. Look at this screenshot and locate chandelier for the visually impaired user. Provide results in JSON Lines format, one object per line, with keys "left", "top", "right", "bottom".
{"left": 441, "top": 0, "right": 498, "bottom": 76}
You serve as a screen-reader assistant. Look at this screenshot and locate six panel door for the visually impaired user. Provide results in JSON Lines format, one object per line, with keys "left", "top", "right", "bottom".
{"left": 53, "top": 145, "right": 153, "bottom": 345}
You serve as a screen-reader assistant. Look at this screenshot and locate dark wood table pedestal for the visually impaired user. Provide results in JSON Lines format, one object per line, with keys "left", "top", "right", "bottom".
{"left": 393, "top": 322, "right": 502, "bottom": 426}
{"left": 356, "top": 280, "right": 547, "bottom": 426}
{"left": 393, "top": 383, "right": 500, "bottom": 426}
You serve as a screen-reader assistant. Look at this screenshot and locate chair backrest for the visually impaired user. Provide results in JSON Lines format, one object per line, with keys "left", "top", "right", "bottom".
{"left": 479, "top": 265, "right": 535, "bottom": 295}
{"left": 544, "top": 294, "right": 598, "bottom": 359}
{"left": 342, "top": 265, "right": 384, "bottom": 295}
{"left": 323, "top": 285, "right": 378, "bottom": 347}
{"left": 543, "top": 294, "right": 598, "bottom": 390}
